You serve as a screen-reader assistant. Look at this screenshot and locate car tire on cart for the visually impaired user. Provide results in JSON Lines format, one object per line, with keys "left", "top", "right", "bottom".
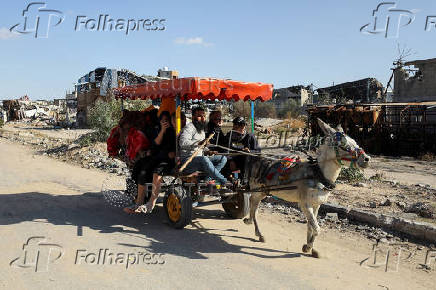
{"left": 163, "top": 186, "right": 192, "bottom": 229}
{"left": 222, "top": 192, "right": 250, "bottom": 219}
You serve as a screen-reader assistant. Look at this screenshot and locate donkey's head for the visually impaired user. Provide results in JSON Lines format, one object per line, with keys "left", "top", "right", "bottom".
{"left": 317, "top": 118, "right": 370, "bottom": 169}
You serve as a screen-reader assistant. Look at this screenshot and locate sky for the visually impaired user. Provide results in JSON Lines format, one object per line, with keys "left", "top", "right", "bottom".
{"left": 0, "top": 0, "right": 435, "bottom": 100}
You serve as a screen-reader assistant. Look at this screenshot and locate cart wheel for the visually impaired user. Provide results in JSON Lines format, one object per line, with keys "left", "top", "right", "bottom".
{"left": 222, "top": 192, "right": 250, "bottom": 219}
{"left": 163, "top": 186, "right": 192, "bottom": 229}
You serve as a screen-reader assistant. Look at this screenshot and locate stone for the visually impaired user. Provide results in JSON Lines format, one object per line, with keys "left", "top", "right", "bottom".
{"left": 378, "top": 238, "right": 388, "bottom": 243}
{"left": 356, "top": 225, "right": 367, "bottom": 231}
{"left": 396, "top": 201, "right": 407, "bottom": 210}
{"left": 407, "top": 202, "right": 434, "bottom": 218}
{"left": 68, "top": 144, "right": 79, "bottom": 150}
{"left": 355, "top": 182, "right": 368, "bottom": 188}
{"left": 369, "top": 201, "right": 377, "bottom": 208}
{"left": 401, "top": 213, "right": 419, "bottom": 220}
{"left": 380, "top": 199, "right": 392, "bottom": 206}
{"left": 326, "top": 212, "right": 339, "bottom": 222}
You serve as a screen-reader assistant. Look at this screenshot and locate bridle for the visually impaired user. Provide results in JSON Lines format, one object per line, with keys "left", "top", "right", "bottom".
{"left": 330, "top": 132, "right": 366, "bottom": 168}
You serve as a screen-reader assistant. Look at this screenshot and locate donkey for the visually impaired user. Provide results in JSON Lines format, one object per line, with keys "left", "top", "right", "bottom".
{"left": 243, "top": 118, "right": 370, "bottom": 258}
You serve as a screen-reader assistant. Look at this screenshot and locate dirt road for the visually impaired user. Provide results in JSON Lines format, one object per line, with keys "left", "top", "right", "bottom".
{"left": 0, "top": 139, "right": 434, "bottom": 290}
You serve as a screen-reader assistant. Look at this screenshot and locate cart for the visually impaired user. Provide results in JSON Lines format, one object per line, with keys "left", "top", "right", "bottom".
{"left": 114, "top": 77, "right": 273, "bottom": 228}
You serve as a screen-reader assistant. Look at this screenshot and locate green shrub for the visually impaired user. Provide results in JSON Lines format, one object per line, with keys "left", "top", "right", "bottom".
{"left": 125, "top": 99, "right": 152, "bottom": 111}
{"left": 0, "top": 119, "right": 4, "bottom": 128}
{"left": 84, "top": 99, "right": 151, "bottom": 147}
{"left": 76, "top": 131, "right": 105, "bottom": 147}
{"left": 88, "top": 99, "right": 122, "bottom": 141}
{"left": 338, "top": 167, "right": 365, "bottom": 183}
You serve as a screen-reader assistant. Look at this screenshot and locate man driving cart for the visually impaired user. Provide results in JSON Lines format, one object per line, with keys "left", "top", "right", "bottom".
{"left": 179, "top": 106, "right": 231, "bottom": 193}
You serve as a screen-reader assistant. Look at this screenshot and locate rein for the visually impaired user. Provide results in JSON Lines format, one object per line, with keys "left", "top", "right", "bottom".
{"left": 212, "top": 144, "right": 283, "bottom": 161}
{"left": 334, "top": 145, "right": 365, "bottom": 168}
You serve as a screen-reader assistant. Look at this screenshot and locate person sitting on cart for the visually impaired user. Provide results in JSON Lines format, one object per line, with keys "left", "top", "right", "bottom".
{"left": 142, "top": 110, "right": 177, "bottom": 214}
{"left": 123, "top": 112, "right": 153, "bottom": 214}
{"left": 226, "top": 117, "right": 260, "bottom": 180}
{"left": 179, "top": 106, "right": 229, "bottom": 186}
{"left": 207, "top": 110, "right": 228, "bottom": 153}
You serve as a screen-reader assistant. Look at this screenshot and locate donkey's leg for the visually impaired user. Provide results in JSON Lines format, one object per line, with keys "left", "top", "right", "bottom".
{"left": 301, "top": 203, "right": 321, "bottom": 257}
{"left": 243, "top": 192, "right": 262, "bottom": 225}
{"left": 244, "top": 192, "right": 267, "bottom": 242}
{"left": 310, "top": 204, "right": 321, "bottom": 258}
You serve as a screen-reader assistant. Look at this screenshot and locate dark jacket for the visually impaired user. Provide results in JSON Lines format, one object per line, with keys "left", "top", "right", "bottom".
{"left": 207, "top": 122, "right": 228, "bottom": 153}
{"left": 151, "top": 126, "right": 176, "bottom": 159}
{"left": 226, "top": 131, "right": 260, "bottom": 153}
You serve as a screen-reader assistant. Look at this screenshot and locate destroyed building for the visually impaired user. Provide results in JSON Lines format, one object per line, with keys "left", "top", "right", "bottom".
{"left": 316, "top": 78, "right": 385, "bottom": 104}
{"left": 273, "top": 85, "right": 312, "bottom": 107}
{"left": 308, "top": 102, "right": 436, "bottom": 156}
{"left": 75, "top": 67, "right": 172, "bottom": 127}
{"left": 157, "top": 67, "right": 179, "bottom": 79}
{"left": 2, "top": 100, "right": 23, "bottom": 121}
{"left": 393, "top": 58, "right": 436, "bottom": 102}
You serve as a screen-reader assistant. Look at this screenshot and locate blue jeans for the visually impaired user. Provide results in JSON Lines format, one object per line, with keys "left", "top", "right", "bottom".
{"left": 183, "top": 155, "right": 228, "bottom": 184}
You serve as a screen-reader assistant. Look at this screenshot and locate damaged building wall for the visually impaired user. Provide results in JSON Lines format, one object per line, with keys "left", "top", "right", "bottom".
{"left": 273, "top": 85, "right": 311, "bottom": 107}
{"left": 75, "top": 67, "right": 172, "bottom": 127}
{"left": 317, "top": 78, "right": 384, "bottom": 104}
{"left": 308, "top": 103, "right": 436, "bottom": 156}
{"left": 393, "top": 58, "right": 436, "bottom": 102}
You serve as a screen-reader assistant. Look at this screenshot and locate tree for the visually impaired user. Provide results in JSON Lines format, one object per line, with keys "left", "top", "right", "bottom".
{"left": 254, "top": 102, "right": 276, "bottom": 118}
{"left": 277, "top": 99, "right": 300, "bottom": 119}
{"left": 232, "top": 101, "right": 251, "bottom": 119}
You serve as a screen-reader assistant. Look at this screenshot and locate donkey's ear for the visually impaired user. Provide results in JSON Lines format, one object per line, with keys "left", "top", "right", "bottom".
{"left": 317, "top": 118, "right": 336, "bottom": 136}
{"left": 336, "top": 124, "right": 344, "bottom": 133}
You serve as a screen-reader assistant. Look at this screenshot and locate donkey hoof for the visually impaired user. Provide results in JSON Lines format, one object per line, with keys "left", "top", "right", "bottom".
{"left": 243, "top": 218, "right": 252, "bottom": 225}
{"left": 302, "top": 244, "right": 311, "bottom": 253}
{"left": 259, "top": 236, "right": 266, "bottom": 243}
{"left": 311, "top": 249, "right": 320, "bottom": 258}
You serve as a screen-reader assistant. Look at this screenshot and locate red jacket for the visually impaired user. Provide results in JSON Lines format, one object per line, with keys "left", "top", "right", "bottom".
{"left": 126, "top": 128, "right": 150, "bottom": 161}
{"left": 107, "top": 126, "right": 120, "bottom": 157}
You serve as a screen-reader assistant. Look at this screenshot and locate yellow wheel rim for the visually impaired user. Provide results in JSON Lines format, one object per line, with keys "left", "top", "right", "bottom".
{"left": 167, "top": 193, "right": 181, "bottom": 222}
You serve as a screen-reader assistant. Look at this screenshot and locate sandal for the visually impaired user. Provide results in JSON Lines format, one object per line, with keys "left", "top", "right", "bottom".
{"left": 143, "top": 198, "right": 157, "bottom": 214}
{"left": 123, "top": 203, "right": 141, "bottom": 214}
{"left": 135, "top": 204, "right": 148, "bottom": 214}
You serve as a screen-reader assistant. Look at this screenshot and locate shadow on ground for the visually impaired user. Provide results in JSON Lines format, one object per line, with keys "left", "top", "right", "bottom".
{"left": 0, "top": 192, "right": 301, "bottom": 260}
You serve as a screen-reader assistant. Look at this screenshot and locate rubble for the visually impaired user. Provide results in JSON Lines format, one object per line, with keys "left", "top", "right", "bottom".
{"left": 407, "top": 202, "right": 435, "bottom": 218}
{"left": 380, "top": 199, "right": 392, "bottom": 206}
{"left": 0, "top": 122, "right": 127, "bottom": 175}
